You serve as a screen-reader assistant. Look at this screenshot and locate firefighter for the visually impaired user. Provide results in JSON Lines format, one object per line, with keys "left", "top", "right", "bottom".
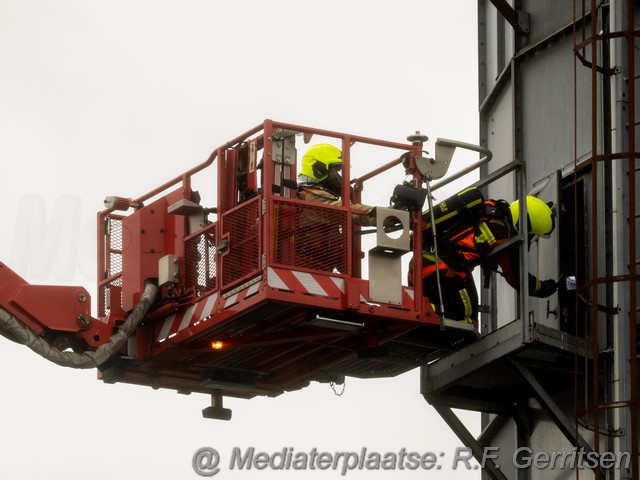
{"left": 411, "top": 194, "right": 557, "bottom": 324}
{"left": 295, "top": 144, "right": 376, "bottom": 271}
{"left": 297, "top": 143, "right": 375, "bottom": 225}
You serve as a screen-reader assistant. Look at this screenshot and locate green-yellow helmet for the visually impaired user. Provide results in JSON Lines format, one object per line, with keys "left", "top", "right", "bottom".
{"left": 300, "top": 144, "right": 342, "bottom": 181}
{"left": 510, "top": 196, "right": 555, "bottom": 236}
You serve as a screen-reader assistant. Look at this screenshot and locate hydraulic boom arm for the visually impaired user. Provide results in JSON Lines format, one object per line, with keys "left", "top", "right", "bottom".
{"left": 0, "top": 262, "right": 158, "bottom": 368}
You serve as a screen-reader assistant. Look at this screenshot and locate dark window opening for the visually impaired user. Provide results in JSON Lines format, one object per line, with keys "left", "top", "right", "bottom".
{"left": 559, "top": 177, "right": 587, "bottom": 336}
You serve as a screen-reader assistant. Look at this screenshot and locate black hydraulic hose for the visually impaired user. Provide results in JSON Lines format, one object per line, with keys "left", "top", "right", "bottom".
{"left": 0, "top": 282, "right": 158, "bottom": 369}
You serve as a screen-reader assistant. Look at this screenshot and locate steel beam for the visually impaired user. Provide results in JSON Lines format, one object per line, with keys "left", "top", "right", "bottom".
{"left": 489, "top": 0, "right": 529, "bottom": 35}
{"left": 427, "top": 399, "right": 509, "bottom": 480}
{"left": 510, "top": 361, "right": 595, "bottom": 454}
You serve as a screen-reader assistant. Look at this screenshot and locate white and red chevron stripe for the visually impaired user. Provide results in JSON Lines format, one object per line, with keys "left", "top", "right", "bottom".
{"left": 156, "top": 271, "right": 418, "bottom": 343}
{"left": 156, "top": 277, "right": 264, "bottom": 343}
{"left": 267, "top": 267, "right": 345, "bottom": 298}
{"left": 157, "top": 291, "right": 219, "bottom": 343}
{"left": 267, "top": 267, "right": 416, "bottom": 307}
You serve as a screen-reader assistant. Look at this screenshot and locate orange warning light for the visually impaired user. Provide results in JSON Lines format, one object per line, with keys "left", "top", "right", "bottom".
{"left": 210, "top": 341, "right": 225, "bottom": 350}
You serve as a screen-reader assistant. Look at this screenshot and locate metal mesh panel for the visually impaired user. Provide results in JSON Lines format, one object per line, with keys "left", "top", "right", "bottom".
{"left": 221, "top": 197, "right": 261, "bottom": 290}
{"left": 272, "top": 199, "right": 349, "bottom": 274}
{"left": 99, "top": 276, "right": 122, "bottom": 318}
{"left": 185, "top": 223, "right": 217, "bottom": 297}
{"left": 107, "top": 217, "right": 123, "bottom": 278}
{"left": 98, "top": 216, "right": 123, "bottom": 317}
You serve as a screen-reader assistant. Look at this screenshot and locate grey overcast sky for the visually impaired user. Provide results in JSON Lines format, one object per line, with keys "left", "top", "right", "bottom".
{"left": 0, "top": 1, "right": 481, "bottom": 479}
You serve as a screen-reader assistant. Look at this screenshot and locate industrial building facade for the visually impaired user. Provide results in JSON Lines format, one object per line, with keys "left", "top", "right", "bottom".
{"left": 422, "top": 1, "right": 639, "bottom": 479}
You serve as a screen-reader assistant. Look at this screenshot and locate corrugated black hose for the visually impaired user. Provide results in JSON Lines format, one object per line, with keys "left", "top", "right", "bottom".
{"left": 0, "top": 282, "right": 158, "bottom": 369}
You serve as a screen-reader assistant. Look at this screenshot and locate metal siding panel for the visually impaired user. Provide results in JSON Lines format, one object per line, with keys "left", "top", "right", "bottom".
{"left": 521, "top": 39, "right": 575, "bottom": 183}
{"left": 494, "top": 275, "right": 518, "bottom": 329}
{"left": 485, "top": 419, "right": 517, "bottom": 479}
{"left": 478, "top": 2, "right": 515, "bottom": 104}
{"left": 483, "top": 3, "right": 500, "bottom": 97}
{"left": 524, "top": 0, "right": 574, "bottom": 45}
{"left": 485, "top": 81, "right": 516, "bottom": 180}
{"left": 529, "top": 171, "right": 561, "bottom": 329}
{"left": 481, "top": 74, "right": 518, "bottom": 330}
{"left": 529, "top": 416, "right": 595, "bottom": 479}
{"left": 481, "top": 2, "right": 514, "bottom": 99}
{"left": 519, "top": 33, "right": 594, "bottom": 182}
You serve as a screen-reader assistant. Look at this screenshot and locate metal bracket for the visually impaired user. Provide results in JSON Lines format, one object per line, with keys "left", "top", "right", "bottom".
{"left": 368, "top": 208, "right": 411, "bottom": 305}
{"left": 202, "top": 391, "right": 232, "bottom": 421}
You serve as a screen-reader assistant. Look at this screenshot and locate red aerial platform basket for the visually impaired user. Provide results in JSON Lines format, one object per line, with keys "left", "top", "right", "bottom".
{"left": 88, "top": 120, "right": 476, "bottom": 418}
